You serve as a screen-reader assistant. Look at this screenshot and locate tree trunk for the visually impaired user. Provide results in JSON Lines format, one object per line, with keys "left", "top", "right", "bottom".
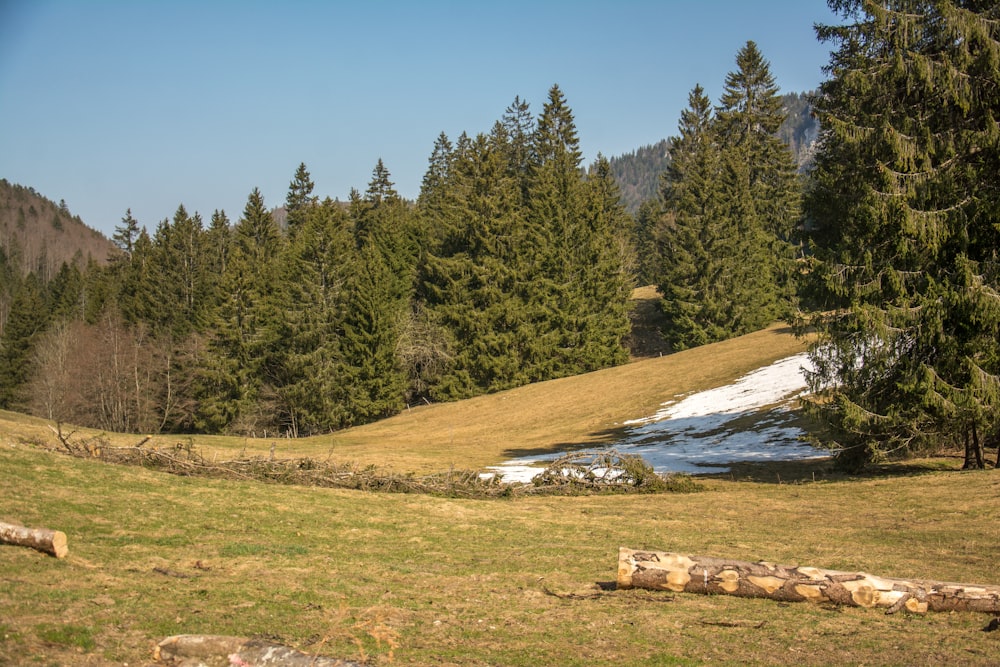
{"left": 617, "top": 548, "right": 1000, "bottom": 613}
{"left": 0, "top": 521, "right": 68, "bottom": 558}
{"left": 154, "top": 635, "right": 363, "bottom": 666}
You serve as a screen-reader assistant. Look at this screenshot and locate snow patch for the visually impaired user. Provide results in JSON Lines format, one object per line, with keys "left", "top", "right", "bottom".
{"left": 486, "top": 352, "right": 828, "bottom": 482}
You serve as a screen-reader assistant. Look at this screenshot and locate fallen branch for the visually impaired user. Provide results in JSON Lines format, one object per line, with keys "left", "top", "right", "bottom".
{"left": 154, "top": 634, "right": 362, "bottom": 666}
{"left": 0, "top": 521, "right": 68, "bottom": 558}
{"left": 617, "top": 547, "right": 1000, "bottom": 613}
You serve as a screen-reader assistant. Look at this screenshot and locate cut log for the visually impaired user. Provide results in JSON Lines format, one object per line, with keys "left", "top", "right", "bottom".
{"left": 0, "top": 521, "right": 68, "bottom": 558}
{"left": 154, "top": 634, "right": 363, "bottom": 666}
{"left": 617, "top": 547, "right": 1000, "bottom": 614}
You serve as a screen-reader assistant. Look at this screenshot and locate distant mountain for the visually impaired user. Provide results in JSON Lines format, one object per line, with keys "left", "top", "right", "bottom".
{"left": 605, "top": 139, "right": 672, "bottom": 215}
{"left": 0, "top": 179, "right": 115, "bottom": 281}
{"left": 776, "top": 91, "right": 820, "bottom": 171}
{"left": 608, "top": 91, "right": 819, "bottom": 213}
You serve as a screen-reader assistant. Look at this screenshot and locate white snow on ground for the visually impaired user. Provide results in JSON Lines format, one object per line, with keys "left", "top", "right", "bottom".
{"left": 486, "top": 352, "right": 830, "bottom": 483}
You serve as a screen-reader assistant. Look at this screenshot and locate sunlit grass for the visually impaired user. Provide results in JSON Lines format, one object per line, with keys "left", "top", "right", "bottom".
{"left": 2, "top": 323, "right": 998, "bottom": 665}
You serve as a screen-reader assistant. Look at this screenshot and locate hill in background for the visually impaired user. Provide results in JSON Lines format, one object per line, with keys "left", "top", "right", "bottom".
{"left": 608, "top": 91, "right": 818, "bottom": 213}
{"left": 0, "top": 179, "right": 115, "bottom": 281}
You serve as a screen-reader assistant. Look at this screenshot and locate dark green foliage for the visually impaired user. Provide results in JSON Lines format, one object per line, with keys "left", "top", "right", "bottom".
{"left": 278, "top": 197, "right": 355, "bottom": 434}
{"left": 419, "top": 130, "right": 529, "bottom": 398}
{"left": 112, "top": 208, "right": 140, "bottom": 257}
{"left": 804, "top": 0, "right": 1000, "bottom": 469}
{"left": 46, "top": 261, "right": 84, "bottom": 322}
{"left": 657, "top": 85, "right": 730, "bottom": 349}
{"left": 339, "top": 240, "right": 407, "bottom": 424}
{"left": 196, "top": 188, "right": 285, "bottom": 433}
{"left": 0, "top": 273, "right": 46, "bottom": 408}
{"left": 607, "top": 140, "right": 672, "bottom": 214}
{"left": 609, "top": 92, "right": 817, "bottom": 216}
{"left": 420, "top": 86, "right": 633, "bottom": 399}
{"left": 284, "top": 162, "right": 317, "bottom": 238}
{"left": 655, "top": 44, "right": 801, "bottom": 351}
{"left": 11, "top": 87, "right": 637, "bottom": 434}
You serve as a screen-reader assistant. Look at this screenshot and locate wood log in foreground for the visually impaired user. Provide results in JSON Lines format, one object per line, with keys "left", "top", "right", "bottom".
{"left": 0, "top": 521, "right": 68, "bottom": 558}
{"left": 154, "top": 634, "right": 363, "bottom": 666}
{"left": 617, "top": 547, "right": 1000, "bottom": 614}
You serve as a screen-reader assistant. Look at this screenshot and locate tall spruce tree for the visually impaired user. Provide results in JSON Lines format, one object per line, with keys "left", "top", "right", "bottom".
{"left": 112, "top": 208, "right": 141, "bottom": 259}
{"left": 580, "top": 155, "right": 634, "bottom": 366}
{"left": 714, "top": 40, "right": 801, "bottom": 335}
{"left": 0, "top": 273, "right": 45, "bottom": 408}
{"left": 657, "top": 84, "right": 731, "bottom": 349}
{"left": 658, "top": 44, "right": 800, "bottom": 349}
{"left": 420, "top": 129, "right": 529, "bottom": 398}
{"left": 338, "top": 163, "right": 413, "bottom": 424}
{"left": 278, "top": 197, "right": 355, "bottom": 434}
{"left": 523, "top": 84, "right": 591, "bottom": 379}
{"left": 197, "top": 188, "right": 284, "bottom": 433}
{"left": 285, "top": 162, "right": 317, "bottom": 239}
{"left": 339, "top": 240, "right": 407, "bottom": 424}
{"left": 805, "top": 0, "right": 1000, "bottom": 469}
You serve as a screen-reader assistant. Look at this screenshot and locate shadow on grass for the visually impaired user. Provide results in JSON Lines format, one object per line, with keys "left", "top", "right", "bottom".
{"left": 498, "top": 425, "right": 631, "bottom": 461}
{"left": 700, "top": 454, "right": 973, "bottom": 484}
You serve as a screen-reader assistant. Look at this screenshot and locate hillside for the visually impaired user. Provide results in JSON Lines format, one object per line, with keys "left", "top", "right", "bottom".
{"left": 1, "top": 329, "right": 996, "bottom": 665}
{"left": 609, "top": 91, "right": 818, "bottom": 213}
{"left": 0, "top": 322, "right": 811, "bottom": 474}
{"left": 0, "top": 179, "right": 115, "bottom": 281}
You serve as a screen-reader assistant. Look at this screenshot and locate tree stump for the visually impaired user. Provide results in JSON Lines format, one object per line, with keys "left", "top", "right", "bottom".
{"left": 617, "top": 547, "right": 1000, "bottom": 613}
{"left": 0, "top": 521, "right": 68, "bottom": 558}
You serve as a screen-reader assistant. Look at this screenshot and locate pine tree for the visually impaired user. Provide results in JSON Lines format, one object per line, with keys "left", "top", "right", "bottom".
{"left": 336, "top": 163, "right": 415, "bottom": 424}
{"left": 522, "top": 84, "right": 590, "bottom": 379}
{"left": 151, "top": 205, "right": 210, "bottom": 338}
{"left": 197, "top": 188, "right": 284, "bottom": 433}
{"left": 419, "top": 129, "right": 529, "bottom": 398}
{"left": 657, "top": 44, "right": 801, "bottom": 350}
{"left": 112, "top": 208, "right": 141, "bottom": 259}
{"left": 579, "top": 155, "right": 635, "bottom": 367}
{"left": 714, "top": 40, "right": 801, "bottom": 334}
{"left": 285, "top": 162, "right": 317, "bottom": 238}
{"left": 339, "top": 240, "right": 407, "bottom": 424}
{"left": 0, "top": 273, "right": 46, "bottom": 408}
{"left": 278, "top": 197, "right": 355, "bottom": 434}
{"left": 47, "top": 261, "right": 84, "bottom": 322}
{"left": 805, "top": 0, "right": 1000, "bottom": 469}
{"left": 657, "top": 84, "right": 731, "bottom": 349}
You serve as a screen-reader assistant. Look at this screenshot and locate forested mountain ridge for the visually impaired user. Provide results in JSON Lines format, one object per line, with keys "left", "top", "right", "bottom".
{"left": 0, "top": 179, "right": 115, "bottom": 281}
{"left": 609, "top": 91, "right": 818, "bottom": 213}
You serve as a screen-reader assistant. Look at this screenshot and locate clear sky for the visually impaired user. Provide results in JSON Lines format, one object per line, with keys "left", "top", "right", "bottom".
{"left": 0, "top": 0, "right": 841, "bottom": 238}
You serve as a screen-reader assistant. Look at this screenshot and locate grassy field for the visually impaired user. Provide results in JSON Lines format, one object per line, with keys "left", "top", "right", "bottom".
{"left": 2, "top": 325, "right": 999, "bottom": 666}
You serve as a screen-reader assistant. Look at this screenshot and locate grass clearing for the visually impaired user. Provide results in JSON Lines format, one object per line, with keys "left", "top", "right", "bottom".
{"left": 2, "top": 324, "right": 999, "bottom": 665}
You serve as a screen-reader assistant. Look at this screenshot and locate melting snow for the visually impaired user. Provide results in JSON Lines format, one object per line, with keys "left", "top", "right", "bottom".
{"left": 486, "top": 352, "right": 829, "bottom": 482}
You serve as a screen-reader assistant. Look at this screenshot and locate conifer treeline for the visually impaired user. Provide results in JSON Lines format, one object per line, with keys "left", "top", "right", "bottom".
{"left": 0, "top": 85, "right": 639, "bottom": 435}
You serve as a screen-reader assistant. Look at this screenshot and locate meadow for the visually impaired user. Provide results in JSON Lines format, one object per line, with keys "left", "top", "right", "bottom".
{"left": 1, "top": 326, "right": 998, "bottom": 665}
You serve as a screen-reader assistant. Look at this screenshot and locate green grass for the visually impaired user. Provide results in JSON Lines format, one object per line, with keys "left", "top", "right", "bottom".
{"left": 1, "top": 324, "right": 998, "bottom": 665}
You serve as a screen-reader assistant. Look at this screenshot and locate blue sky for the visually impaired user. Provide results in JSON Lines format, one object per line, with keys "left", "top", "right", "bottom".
{"left": 0, "top": 1, "right": 840, "bottom": 237}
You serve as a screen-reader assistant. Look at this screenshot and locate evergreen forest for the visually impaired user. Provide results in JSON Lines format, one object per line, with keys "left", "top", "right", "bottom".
{"left": 1, "top": 1, "right": 998, "bottom": 471}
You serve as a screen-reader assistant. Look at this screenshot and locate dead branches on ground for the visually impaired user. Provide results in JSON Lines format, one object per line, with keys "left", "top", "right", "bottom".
{"left": 37, "top": 430, "right": 700, "bottom": 498}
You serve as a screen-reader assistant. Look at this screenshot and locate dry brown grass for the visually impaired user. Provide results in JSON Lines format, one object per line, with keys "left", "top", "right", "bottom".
{"left": 1, "top": 440, "right": 998, "bottom": 666}
{"left": 2, "top": 321, "right": 808, "bottom": 476}
{"left": 254, "top": 322, "right": 808, "bottom": 473}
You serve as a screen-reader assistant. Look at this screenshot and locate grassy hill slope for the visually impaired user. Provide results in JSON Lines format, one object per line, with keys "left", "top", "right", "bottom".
{"left": 0, "top": 322, "right": 809, "bottom": 475}
{"left": 2, "top": 426, "right": 997, "bottom": 665}
{"left": 3, "top": 324, "right": 997, "bottom": 665}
